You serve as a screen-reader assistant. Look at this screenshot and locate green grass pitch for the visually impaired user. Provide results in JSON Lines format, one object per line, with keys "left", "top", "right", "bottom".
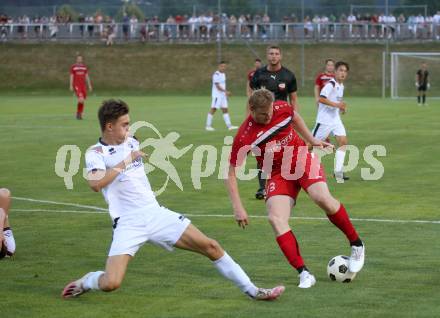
{"left": 0, "top": 95, "right": 439, "bottom": 317}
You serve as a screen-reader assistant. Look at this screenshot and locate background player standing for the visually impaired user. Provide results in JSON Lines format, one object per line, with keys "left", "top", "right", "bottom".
{"left": 314, "top": 59, "right": 335, "bottom": 104}
{"left": 246, "top": 58, "right": 262, "bottom": 97}
{"left": 312, "top": 61, "right": 350, "bottom": 183}
{"left": 0, "top": 188, "right": 15, "bottom": 259}
{"left": 69, "top": 54, "right": 93, "bottom": 120}
{"left": 205, "top": 61, "right": 238, "bottom": 131}
{"left": 416, "top": 62, "right": 430, "bottom": 106}
{"left": 249, "top": 45, "right": 298, "bottom": 199}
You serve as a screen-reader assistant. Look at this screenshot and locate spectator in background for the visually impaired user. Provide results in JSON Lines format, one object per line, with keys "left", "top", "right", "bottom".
{"left": 122, "top": 13, "right": 129, "bottom": 41}
{"left": 304, "top": 15, "right": 313, "bottom": 37}
{"left": 165, "top": 15, "right": 176, "bottom": 40}
{"left": 347, "top": 12, "right": 357, "bottom": 38}
{"left": 228, "top": 14, "right": 237, "bottom": 38}
{"left": 49, "top": 15, "right": 58, "bottom": 39}
{"left": 86, "top": 15, "right": 94, "bottom": 37}
{"left": 188, "top": 14, "right": 198, "bottom": 38}
{"left": 78, "top": 13, "right": 85, "bottom": 37}
{"left": 130, "top": 15, "right": 138, "bottom": 39}
{"left": 261, "top": 13, "right": 270, "bottom": 39}
{"left": 433, "top": 11, "right": 440, "bottom": 40}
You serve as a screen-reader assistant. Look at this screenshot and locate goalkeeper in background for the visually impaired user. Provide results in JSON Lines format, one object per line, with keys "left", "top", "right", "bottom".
{"left": 416, "top": 62, "right": 430, "bottom": 106}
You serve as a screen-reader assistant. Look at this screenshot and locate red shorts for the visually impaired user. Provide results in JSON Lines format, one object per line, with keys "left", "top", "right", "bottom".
{"left": 74, "top": 86, "right": 87, "bottom": 99}
{"left": 265, "top": 151, "right": 326, "bottom": 201}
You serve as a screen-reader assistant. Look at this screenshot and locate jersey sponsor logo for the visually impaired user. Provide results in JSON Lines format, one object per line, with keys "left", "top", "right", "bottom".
{"left": 108, "top": 147, "right": 116, "bottom": 155}
{"left": 278, "top": 83, "right": 286, "bottom": 90}
{"left": 270, "top": 75, "right": 276, "bottom": 80}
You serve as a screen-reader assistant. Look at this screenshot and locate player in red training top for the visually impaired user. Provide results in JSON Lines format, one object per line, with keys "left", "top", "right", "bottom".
{"left": 70, "top": 54, "right": 93, "bottom": 120}
{"left": 246, "top": 58, "right": 262, "bottom": 98}
{"left": 226, "top": 88, "right": 365, "bottom": 289}
{"left": 314, "top": 58, "right": 335, "bottom": 104}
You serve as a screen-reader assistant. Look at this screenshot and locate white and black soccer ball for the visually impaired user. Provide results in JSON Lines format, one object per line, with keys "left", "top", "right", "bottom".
{"left": 327, "top": 255, "right": 357, "bottom": 283}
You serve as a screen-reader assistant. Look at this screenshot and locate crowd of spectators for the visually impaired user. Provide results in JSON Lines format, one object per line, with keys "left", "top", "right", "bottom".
{"left": 1, "top": 11, "right": 440, "bottom": 42}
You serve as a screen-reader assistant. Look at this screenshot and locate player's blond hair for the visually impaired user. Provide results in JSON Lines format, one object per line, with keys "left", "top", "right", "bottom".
{"left": 248, "top": 88, "right": 274, "bottom": 110}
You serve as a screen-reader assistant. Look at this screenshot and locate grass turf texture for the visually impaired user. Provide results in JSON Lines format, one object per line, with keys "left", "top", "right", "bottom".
{"left": 0, "top": 95, "right": 439, "bottom": 317}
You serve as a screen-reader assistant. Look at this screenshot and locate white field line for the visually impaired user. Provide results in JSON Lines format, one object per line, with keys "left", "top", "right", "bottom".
{"left": 12, "top": 196, "right": 107, "bottom": 211}
{"left": 10, "top": 208, "right": 440, "bottom": 225}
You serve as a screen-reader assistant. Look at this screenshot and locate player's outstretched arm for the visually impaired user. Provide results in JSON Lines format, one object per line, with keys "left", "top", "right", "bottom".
{"left": 292, "top": 111, "right": 334, "bottom": 149}
{"left": 69, "top": 74, "right": 74, "bottom": 91}
{"left": 314, "top": 85, "right": 320, "bottom": 103}
{"left": 87, "top": 150, "right": 146, "bottom": 192}
{"left": 225, "top": 165, "right": 249, "bottom": 229}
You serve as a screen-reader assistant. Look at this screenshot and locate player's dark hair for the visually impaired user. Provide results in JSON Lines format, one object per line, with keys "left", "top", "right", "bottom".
{"left": 325, "top": 58, "right": 335, "bottom": 64}
{"left": 248, "top": 88, "right": 274, "bottom": 110}
{"left": 255, "top": 58, "right": 262, "bottom": 62}
{"left": 267, "top": 45, "right": 281, "bottom": 52}
{"left": 98, "top": 99, "right": 129, "bottom": 132}
{"left": 335, "top": 61, "right": 350, "bottom": 71}
{"left": 219, "top": 60, "right": 227, "bottom": 64}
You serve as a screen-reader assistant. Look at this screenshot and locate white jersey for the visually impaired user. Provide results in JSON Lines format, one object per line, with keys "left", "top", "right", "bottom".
{"left": 212, "top": 71, "right": 226, "bottom": 98}
{"left": 85, "top": 136, "right": 159, "bottom": 220}
{"left": 316, "top": 79, "right": 344, "bottom": 125}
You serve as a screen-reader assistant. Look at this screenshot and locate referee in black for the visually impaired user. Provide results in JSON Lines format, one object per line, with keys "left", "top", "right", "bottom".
{"left": 249, "top": 45, "right": 299, "bottom": 199}
{"left": 416, "top": 62, "right": 430, "bottom": 106}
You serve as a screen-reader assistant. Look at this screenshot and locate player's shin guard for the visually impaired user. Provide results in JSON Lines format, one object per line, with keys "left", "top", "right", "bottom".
{"left": 213, "top": 252, "right": 258, "bottom": 297}
{"left": 82, "top": 271, "right": 105, "bottom": 291}
{"left": 276, "top": 231, "right": 305, "bottom": 273}
{"left": 206, "top": 113, "right": 213, "bottom": 127}
{"left": 327, "top": 204, "right": 361, "bottom": 245}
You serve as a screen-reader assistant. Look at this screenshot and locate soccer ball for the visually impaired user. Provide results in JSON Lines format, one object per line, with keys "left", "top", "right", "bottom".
{"left": 327, "top": 255, "right": 357, "bottom": 283}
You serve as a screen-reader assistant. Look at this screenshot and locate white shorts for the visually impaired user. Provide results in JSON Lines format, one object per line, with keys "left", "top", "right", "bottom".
{"left": 108, "top": 206, "right": 191, "bottom": 257}
{"left": 211, "top": 95, "right": 228, "bottom": 109}
{"left": 312, "top": 121, "right": 346, "bottom": 140}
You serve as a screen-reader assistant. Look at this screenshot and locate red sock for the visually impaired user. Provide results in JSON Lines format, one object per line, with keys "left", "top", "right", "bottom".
{"left": 276, "top": 230, "right": 305, "bottom": 270}
{"left": 328, "top": 204, "right": 359, "bottom": 243}
{"left": 77, "top": 102, "right": 84, "bottom": 114}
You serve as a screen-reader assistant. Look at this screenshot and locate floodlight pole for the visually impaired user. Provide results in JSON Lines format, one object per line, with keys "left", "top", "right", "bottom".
{"left": 301, "top": 0, "right": 305, "bottom": 87}
{"left": 217, "top": 0, "right": 222, "bottom": 64}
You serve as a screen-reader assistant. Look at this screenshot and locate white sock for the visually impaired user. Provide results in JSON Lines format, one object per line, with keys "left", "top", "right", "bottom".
{"left": 335, "top": 149, "right": 346, "bottom": 173}
{"left": 222, "top": 113, "right": 232, "bottom": 128}
{"left": 213, "top": 252, "right": 257, "bottom": 297}
{"left": 206, "top": 113, "right": 213, "bottom": 127}
{"left": 3, "top": 229, "right": 15, "bottom": 254}
{"left": 83, "top": 271, "right": 105, "bottom": 290}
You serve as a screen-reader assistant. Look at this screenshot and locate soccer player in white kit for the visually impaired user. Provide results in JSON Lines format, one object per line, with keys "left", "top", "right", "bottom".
{"left": 205, "top": 61, "right": 238, "bottom": 131}
{"left": 61, "top": 99, "right": 284, "bottom": 301}
{"left": 312, "top": 61, "right": 350, "bottom": 183}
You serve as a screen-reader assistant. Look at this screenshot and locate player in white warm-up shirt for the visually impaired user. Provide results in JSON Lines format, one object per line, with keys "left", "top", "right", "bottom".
{"left": 61, "top": 99, "right": 284, "bottom": 301}
{"left": 312, "top": 61, "right": 350, "bottom": 183}
{"left": 205, "top": 61, "right": 238, "bottom": 131}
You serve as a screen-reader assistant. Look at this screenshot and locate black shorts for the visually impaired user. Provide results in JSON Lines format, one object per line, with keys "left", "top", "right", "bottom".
{"left": 418, "top": 85, "right": 427, "bottom": 92}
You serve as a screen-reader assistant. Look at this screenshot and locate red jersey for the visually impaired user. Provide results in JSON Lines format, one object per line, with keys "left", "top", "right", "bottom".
{"left": 247, "top": 69, "right": 256, "bottom": 82}
{"left": 315, "top": 72, "right": 335, "bottom": 92}
{"left": 230, "top": 100, "right": 305, "bottom": 175}
{"left": 70, "top": 63, "right": 88, "bottom": 88}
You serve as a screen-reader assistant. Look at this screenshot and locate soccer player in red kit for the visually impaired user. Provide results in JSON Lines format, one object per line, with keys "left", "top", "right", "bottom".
{"left": 314, "top": 59, "right": 335, "bottom": 104}
{"left": 226, "top": 89, "right": 365, "bottom": 288}
{"left": 70, "top": 54, "right": 93, "bottom": 120}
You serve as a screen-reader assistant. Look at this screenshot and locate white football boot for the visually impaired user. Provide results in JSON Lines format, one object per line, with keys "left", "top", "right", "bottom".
{"left": 349, "top": 243, "right": 365, "bottom": 273}
{"left": 252, "top": 285, "right": 285, "bottom": 301}
{"left": 61, "top": 272, "right": 93, "bottom": 299}
{"left": 298, "top": 270, "right": 316, "bottom": 289}
{"left": 228, "top": 125, "right": 238, "bottom": 131}
{"left": 205, "top": 126, "right": 215, "bottom": 131}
